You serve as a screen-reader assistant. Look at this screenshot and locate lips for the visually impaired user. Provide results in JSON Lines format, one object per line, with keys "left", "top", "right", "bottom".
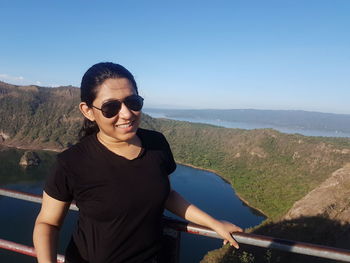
{"left": 116, "top": 120, "right": 134, "bottom": 128}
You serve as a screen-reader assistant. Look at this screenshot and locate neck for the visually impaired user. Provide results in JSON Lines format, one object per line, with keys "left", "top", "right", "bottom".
{"left": 97, "top": 132, "right": 142, "bottom": 160}
{"left": 97, "top": 132, "right": 140, "bottom": 150}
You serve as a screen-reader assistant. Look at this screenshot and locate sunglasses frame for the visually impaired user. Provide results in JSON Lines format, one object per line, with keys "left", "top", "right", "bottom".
{"left": 92, "top": 94, "right": 144, "bottom": 118}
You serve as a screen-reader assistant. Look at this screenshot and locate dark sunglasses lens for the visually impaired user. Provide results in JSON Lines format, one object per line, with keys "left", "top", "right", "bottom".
{"left": 100, "top": 95, "right": 143, "bottom": 118}
{"left": 101, "top": 101, "right": 121, "bottom": 118}
{"left": 124, "top": 95, "right": 144, "bottom": 111}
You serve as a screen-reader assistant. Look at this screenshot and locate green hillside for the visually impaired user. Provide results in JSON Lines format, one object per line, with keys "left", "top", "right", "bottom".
{"left": 2, "top": 81, "right": 350, "bottom": 262}
{"left": 1, "top": 81, "right": 350, "bottom": 220}
{"left": 0, "top": 81, "right": 81, "bottom": 148}
{"left": 149, "top": 118, "right": 350, "bottom": 219}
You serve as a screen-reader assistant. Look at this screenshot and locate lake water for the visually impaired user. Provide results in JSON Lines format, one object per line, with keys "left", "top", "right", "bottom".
{"left": 0, "top": 147, "right": 265, "bottom": 262}
{"left": 145, "top": 111, "right": 350, "bottom": 138}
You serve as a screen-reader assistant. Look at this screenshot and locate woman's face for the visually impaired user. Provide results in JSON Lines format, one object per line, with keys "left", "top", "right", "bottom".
{"left": 90, "top": 78, "right": 141, "bottom": 143}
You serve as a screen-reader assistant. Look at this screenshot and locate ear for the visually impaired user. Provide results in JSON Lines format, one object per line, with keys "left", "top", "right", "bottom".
{"left": 79, "top": 102, "right": 95, "bottom": 122}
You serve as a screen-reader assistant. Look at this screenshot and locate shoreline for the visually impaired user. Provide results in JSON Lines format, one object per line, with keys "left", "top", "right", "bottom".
{"left": 176, "top": 161, "right": 268, "bottom": 218}
{"left": 1, "top": 142, "right": 62, "bottom": 153}
{"left": 1, "top": 142, "right": 268, "bottom": 219}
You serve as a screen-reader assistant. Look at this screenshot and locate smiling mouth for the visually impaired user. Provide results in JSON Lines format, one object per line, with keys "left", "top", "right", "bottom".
{"left": 116, "top": 120, "right": 134, "bottom": 128}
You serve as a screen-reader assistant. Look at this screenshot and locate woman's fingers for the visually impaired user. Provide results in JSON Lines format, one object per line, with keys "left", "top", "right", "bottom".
{"left": 215, "top": 220, "right": 243, "bottom": 249}
{"left": 217, "top": 228, "right": 240, "bottom": 249}
{"left": 225, "top": 233, "right": 239, "bottom": 249}
{"left": 234, "top": 225, "right": 243, "bottom": 232}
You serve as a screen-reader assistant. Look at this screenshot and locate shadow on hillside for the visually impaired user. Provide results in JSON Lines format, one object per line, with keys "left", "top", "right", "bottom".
{"left": 204, "top": 215, "right": 350, "bottom": 263}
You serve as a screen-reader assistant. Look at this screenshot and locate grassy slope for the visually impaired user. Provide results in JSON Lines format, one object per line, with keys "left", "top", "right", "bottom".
{"left": 150, "top": 118, "right": 350, "bottom": 219}
{"left": 2, "top": 83, "right": 350, "bottom": 220}
{"left": 2, "top": 82, "right": 350, "bottom": 262}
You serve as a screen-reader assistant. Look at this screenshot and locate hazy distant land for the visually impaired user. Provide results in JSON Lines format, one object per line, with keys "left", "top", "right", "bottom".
{"left": 144, "top": 108, "right": 350, "bottom": 137}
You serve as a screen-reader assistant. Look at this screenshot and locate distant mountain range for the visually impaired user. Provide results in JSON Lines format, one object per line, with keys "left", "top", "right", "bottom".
{"left": 145, "top": 108, "right": 350, "bottom": 134}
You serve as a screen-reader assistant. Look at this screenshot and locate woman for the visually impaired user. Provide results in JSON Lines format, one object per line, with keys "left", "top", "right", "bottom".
{"left": 33, "top": 62, "right": 242, "bottom": 263}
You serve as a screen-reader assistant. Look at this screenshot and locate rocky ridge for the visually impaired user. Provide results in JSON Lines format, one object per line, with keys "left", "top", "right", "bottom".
{"left": 284, "top": 163, "right": 350, "bottom": 223}
{"left": 19, "top": 151, "right": 41, "bottom": 167}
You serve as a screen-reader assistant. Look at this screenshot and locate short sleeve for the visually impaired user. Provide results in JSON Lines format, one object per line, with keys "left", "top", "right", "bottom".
{"left": 44, "top": 155, "right": 74, "bottom": 202}
{"left": 161, "top": 134, "right": 177, "bottom": 175}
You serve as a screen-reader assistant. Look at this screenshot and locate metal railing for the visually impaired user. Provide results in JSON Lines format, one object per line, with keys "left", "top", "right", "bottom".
{"left": 0, "top": 238, "right": 65, "bottom": 263}
{"left": 1, "top": 187, "right": 350, "bottom": 262}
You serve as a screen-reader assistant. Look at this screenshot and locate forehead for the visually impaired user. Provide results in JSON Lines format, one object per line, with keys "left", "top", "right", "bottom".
{"left": 95, "top": 78, "right": 136, "bottom": 102}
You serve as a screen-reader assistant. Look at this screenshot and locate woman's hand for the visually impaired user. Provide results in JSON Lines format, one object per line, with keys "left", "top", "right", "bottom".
{"left": 210, "top": 220, "right": 243, "bottom": 249}
{"left": 165, "top": 190, "right": 243, "bottom": 248}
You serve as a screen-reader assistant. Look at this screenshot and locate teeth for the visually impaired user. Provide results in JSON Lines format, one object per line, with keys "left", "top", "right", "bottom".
{"left": 116, "top": 121, "right": 133, "bottom": 128}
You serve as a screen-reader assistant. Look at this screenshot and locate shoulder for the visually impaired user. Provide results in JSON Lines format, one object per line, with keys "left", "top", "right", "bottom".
{"left": 138, "top": 129, "right": 176, "bottom": 174}
{"left": 137, "top": 128, "right": 173, "bottom": 152}
{"left": 137, "top": 128, "right": 168, "bottom": 144}
{"left": 57, "top": 134, "right": 96, "bottom": 164}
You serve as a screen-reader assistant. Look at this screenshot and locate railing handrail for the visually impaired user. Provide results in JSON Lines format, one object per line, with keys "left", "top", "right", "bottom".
{"left": 164, "top": 217, "right": 350, "bottom": 262}
{"left": 1, "top": 187, "right": 350, "bottom": 262}
{"left": 0, "top": 187, "right": 79, "bottom": 211}
{"left": 0, "top": 238, "right": 65, "bottom": 263}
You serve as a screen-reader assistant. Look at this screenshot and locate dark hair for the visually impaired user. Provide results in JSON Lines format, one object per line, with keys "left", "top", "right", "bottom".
{"left": 78, "top": 62, "right": 139, "bottom": 140}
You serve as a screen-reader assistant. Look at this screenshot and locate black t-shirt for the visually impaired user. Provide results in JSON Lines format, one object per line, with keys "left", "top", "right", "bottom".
{"left": 45, "top": 128, "right": 176, "bottom": 263}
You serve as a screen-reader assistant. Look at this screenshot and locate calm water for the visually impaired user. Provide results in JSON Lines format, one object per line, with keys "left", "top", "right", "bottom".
{"left": 145, "top": 111, "right": 350, "bottom": 138}
{"left": 0, "top": 147, "right": 265, "bottom": 262}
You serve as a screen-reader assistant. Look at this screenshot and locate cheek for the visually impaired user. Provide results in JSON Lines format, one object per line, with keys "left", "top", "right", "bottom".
{"left": 134, "top": 112, "right": 142, "bottom": 124}
{"left": 95, "top": 115, "right": 116, "bottom": 128}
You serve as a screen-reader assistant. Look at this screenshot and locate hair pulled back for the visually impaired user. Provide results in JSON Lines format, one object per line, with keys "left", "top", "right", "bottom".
{"left": 78, "top": 62, "right": 139, "bottom": 140}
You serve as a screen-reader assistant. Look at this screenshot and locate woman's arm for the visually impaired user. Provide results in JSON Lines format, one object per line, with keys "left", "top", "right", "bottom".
{"left": 33, "top": 191, "right": 71, "bottom": 263}
{"left": 165, "top": 189, "right": 243, "bottom": 248}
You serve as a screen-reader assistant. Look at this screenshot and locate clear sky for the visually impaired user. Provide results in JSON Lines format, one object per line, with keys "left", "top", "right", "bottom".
{"left": 1, "top": 0, "right": 349, "bottom": 114}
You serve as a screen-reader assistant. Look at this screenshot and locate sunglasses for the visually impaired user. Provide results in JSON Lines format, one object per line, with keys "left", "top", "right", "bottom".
{"left": 92, "top": 94, "right": 144, "bottom": 118}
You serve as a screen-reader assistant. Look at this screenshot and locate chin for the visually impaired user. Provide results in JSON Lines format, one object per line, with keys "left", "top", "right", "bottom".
{"left": 118, "top": 129, "right": 138, "bottom": 142}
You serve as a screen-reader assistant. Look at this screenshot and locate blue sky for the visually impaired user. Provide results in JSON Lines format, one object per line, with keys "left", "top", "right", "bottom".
{"left": 0, "top": 0, "right": 349, "bottom": 113}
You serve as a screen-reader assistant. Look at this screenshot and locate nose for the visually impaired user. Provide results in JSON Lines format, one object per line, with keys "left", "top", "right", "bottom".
{"left": 118, "top": 102, "right": 133, "bottom": 119}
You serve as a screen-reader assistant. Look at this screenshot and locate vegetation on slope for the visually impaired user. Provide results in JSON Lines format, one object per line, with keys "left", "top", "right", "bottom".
{"left": 2, "top": 82, "right": 350, "bottom": 262}
{"left": 201, "top": 215, "right": 350, "bottom": 263}
{"left": 1, "top": 81, "right": 350, "bottom": 220}
{"left": 151, "top": 118, "right": 350, "bottom": 219}
{"left": 0, "top": 81, "right": 81, "bottom": 148}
